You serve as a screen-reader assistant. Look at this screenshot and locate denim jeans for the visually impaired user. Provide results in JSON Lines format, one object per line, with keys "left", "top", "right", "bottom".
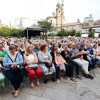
{"left": 54, "top": 62, "right": 60, "bottom": 79}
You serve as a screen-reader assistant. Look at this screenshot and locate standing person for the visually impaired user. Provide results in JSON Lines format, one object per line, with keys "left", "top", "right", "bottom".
{"left": 3, "top": 45, "right": 24, "bottom": 97}
{"left": 24, "top": 45, "right": 42, "bottom": 88}
{"left": 38, "top": 44, "right": 56, "bottom": 84}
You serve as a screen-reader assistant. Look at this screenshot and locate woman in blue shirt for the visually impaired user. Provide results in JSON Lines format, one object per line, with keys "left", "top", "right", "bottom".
{"left": 3, "top": 45, "right": 24, "bottom": 97}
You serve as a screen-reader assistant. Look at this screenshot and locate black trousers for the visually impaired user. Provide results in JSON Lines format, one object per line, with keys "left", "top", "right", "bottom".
{"left": 5, "top": 69, "right": 24, "bottom": 90}
{"left": 67, "top": 60, "right": 80, "bottom": 76}
{"left": 65, "top": 64, "right": 73, "bottom": 77}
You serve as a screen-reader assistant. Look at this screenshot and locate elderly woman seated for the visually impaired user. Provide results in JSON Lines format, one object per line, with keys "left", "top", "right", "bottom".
{"left": 3, "top": 45, "right": 24, "bottom": 97}
{"left": 38, "top": 44, "right": 56, "bottom": 84}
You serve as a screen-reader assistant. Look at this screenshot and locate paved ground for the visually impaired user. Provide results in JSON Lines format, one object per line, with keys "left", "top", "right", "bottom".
{"left": 0, "top": 68, "right": 100, "bottom": 100}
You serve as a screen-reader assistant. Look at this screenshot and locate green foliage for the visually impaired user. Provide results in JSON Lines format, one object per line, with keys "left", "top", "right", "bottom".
{"left": 76, "top": 32, "right": 81, "bottom": 37}
{"left": 88, "top": 31, "right": 94, "bottom": 37}
{"left": 38, "top": 21, "right": 53, "bottom": 31}
{"left": 0, "top": 27, "right": 10, "bottom": 37}
{"left": 48, "top": 33, "right": 56, "bottom": 37}
{"left": 57, "top": 29, "right": 76, "bottom": 36}
{"left": 10, "top": 28, "right": 25, "bottom": 37}
{"left": 40, "top": 32, "right": 44, "bottom": 37}
{"left": 57, "top": 29, "right": 68, "bottom": 36}
{"left": 0, "top": 27, "right": 25, "bottom": 37}
{"left": 68, "top": 30, "right": 76, "bottom": 36}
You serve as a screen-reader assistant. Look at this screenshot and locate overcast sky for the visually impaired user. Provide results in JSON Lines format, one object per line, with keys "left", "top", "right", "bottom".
{"left": 0, "top": 0, "right": 100, "bottom": 26}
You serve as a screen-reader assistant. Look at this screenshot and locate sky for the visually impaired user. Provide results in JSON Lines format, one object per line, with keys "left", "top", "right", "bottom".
{"left": 0, "top": 0, "right": 100, "bottom": 26}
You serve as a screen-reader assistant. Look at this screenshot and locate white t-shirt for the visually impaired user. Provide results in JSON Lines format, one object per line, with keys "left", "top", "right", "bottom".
{"left": 27, "top": 54, "right": 35, "bottom": 62}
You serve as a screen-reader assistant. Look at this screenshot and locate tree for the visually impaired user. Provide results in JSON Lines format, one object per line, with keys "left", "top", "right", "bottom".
{"left": 57, "top": 29, "right": 68, "bottom": 36}
{"left": 48, "top": 33, "right": 56, "bottom": 37}
{"left": 68, "top": 30, "right": 76, "bottom": 36}
{"left": 0, "top": 27, "right": 25, "bottom": 37}
{"left": 0, "top": 27, "right": 10, "bottom": 37}
{"left": 88, "top": 31, "right": 94, "bottom": 37}
{"left": 38, "top": 21, "right": 53, "bottom": 31}
{"left": 10, "top": 28, "right": 25, "bottom": 37}
{"left": 76, "top": 32, "right": 81, "bottom": 37}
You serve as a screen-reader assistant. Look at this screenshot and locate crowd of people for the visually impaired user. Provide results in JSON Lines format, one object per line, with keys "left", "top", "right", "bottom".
{"left": 0, "top": 36, "right": 100, "bottom": 97}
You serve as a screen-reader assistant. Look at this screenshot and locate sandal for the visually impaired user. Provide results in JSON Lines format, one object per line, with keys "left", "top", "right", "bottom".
{"left": 57, "top": 79, "right": 60, "bottom": 83}
{"left": 60, "top": 77, "right": 64, "bottom": 80}
{"left": 66, "top": 77, "right": 70, "bottom": 80}
{"left": 12, "top": 90, "right": 15, "bottom": 95}
{"left": 14, "top": 91, "right": 20, "bottom": 97}
{"left": 71, "top": 78, "right": 77, "bottom": 82}
{"left": 77, "top": 75, "right": 82, "bottom": 80}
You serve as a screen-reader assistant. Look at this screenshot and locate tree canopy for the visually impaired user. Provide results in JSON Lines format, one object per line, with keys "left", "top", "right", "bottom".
{"left": 38, "top": 21, "right": 53, "bottom": 31}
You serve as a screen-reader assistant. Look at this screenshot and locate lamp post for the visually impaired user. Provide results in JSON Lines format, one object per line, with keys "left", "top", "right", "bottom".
{"left": 9, "top": 21, "right": 11, "bottom": 35}
{"left": 61, "top": 0, "right": 64, "bottom": 31}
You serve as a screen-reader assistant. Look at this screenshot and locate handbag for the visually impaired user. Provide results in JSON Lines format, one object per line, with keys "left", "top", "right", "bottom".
{"left": 45, "top": 63, "right": 52, "bottom": 68}
{"left": 7, "top": 53, "right": 20, "bottom": 74}
{"left": 27, "top": 64, "right": 38, "bottom": 70}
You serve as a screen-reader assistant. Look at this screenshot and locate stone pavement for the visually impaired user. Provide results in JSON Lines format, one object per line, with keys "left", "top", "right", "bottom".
{"left": 0, "top": 68, "right": 100, "bottom": 100}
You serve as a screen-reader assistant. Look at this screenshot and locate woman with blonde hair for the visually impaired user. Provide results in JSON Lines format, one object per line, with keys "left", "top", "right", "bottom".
{"left": 24, "top": 45, "right": 42, "bottom": 88}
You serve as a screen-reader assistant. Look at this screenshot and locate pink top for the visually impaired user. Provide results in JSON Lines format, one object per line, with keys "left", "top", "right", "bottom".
{"left": 55, "top": 55, "right": 66, "bottom": 66}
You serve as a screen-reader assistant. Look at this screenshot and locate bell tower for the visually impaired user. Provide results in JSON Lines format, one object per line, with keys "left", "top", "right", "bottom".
{"left": 56, "top": 2, "right": 65, "bottom": 27}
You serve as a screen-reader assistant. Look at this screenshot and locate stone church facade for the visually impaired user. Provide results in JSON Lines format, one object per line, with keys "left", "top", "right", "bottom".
{"left": 47, "top": 2, "right": 66, "bottom": 27}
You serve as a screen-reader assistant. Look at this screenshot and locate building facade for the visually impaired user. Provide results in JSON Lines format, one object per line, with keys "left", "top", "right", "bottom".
{"left": 82, "top": 15, "right": 100, "bottom": 37}
{"left": 47, "top": 2, "right": 66, "bottom": 27}
{"left": 57, "top": 21, "right": 82, "bottom": 33}
{"left": 15, "top": 17, "right": 38, "bottom": 28}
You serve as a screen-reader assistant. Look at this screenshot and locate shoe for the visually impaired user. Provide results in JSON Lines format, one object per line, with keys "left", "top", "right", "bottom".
{"left": 51, "top": 78, "right": 55, "bottom": 82}
{"left": 83, "top": 73, "right": 89, "bottom": 78}
{"left": 77, "top": 75, "right": 82, "bottom": 80}
{"left": 14, "top": 91, "right": 19, "bottom": 97}
{"left": 88, "top": 74, "right": 94, "bottom": 79}
{"left": 44, "top": 79, "right": 47, "bottom": 84}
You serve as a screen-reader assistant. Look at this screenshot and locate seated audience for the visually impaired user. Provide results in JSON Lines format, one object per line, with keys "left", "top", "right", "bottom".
{"left": 24, "top": 45, "right": 42, "bottom": 88}
{"left": 3, "top": 45, "right": 24, "bottom": 97}
{"left": 33, "top": 43, "right": 40, "bottom": 55}
{"left": 61, "top": 45, "right": 81, "bottom": 80}
{"left": 38, "top": 44, "right": 56, "bottom": 84}
{"left": 69, "top": 43, "right": 94, "bottom": 79}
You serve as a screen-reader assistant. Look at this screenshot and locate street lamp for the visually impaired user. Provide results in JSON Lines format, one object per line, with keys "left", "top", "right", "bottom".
{"left": 9, "top": 21, "right": 11, "bottom": 35}
{"left": 61, "top": 0, "right": 64, "bottom": 31}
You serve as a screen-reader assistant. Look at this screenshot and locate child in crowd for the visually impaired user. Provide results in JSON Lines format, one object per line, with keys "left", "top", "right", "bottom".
{"left": 55, "top": 50, "right": 66, "bottom": 81}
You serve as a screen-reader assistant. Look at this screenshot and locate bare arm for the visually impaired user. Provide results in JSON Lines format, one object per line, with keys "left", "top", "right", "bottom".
{"left": 71, "top": 52, "right": 83, "bottom": 58}
{"left": 31, "top": 53, "right": 38, "bottom": 64}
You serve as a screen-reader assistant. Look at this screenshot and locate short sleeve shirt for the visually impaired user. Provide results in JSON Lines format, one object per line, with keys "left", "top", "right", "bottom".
{"left": 69, "top": 48, "right": 80, "bottom": 59}
{"left": 0, "top": 50, "right": 8, "bottom": 58}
